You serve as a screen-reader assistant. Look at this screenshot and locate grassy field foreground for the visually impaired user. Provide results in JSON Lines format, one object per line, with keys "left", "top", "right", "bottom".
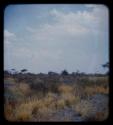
{"left": 4, "top": 74, "right": 109, "bottom": 121}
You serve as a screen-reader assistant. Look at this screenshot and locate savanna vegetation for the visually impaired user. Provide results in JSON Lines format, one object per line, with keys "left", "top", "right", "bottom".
{"left": 4, "top": 68, "right": 109, "bottom": 121}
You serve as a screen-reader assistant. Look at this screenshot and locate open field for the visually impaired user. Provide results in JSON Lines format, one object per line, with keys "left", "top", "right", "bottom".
{"left": 4, "top": 4, "right": 109, "bottom": 122}
{"left": 4, "top": 73, "right": 109, "bottom": 122}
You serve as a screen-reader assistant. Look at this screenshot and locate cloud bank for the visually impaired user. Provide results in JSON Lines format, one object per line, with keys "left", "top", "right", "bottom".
{"left": 4, "top": 5, "right": 109, "bottom": 73}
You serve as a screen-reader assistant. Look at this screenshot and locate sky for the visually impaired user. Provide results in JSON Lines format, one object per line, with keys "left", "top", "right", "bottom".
{"left": 4, "top": 4, "right": 109, "bottom": 74}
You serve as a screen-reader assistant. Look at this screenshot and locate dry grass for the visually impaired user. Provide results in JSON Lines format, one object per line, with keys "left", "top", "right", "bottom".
{"left": 4, "top": 103, "right": 15, "bottom": 121}
{"left": 15, "top": 108, "right": 32, "bottom": 121}
{"left": 35, "top": 107, "right": 53, "bottom": 120}
{"left": 12, "top": 94, "right": 55, "bottom": 121}
{"left": 7, "top": 91, "right": 79, "bottom": 121}
{"left": 75, "top": 99, "right": 109, "bottom": 121}
{"left": 75, "top": 100, "right": 94, "bottom": 118}
{"left": 61, "top": 93, "right": 80, "bottom": 106}
{"left": 56, "top": 99, "right": 65, "bottom": 109}
{"left": 4, "top": 75, "right": 109, "bottom": 121}
{"left": 14, "top": 96, "right": 57, "bottom": 121}
{"left": 95, "top": 86, "right": 109, "bottom": 94}
{"left": 4, "top": 102, "right": 34, "bottom": 121}
{"left": 58, "top": 84, "right": 74, "bottom": 94}
{"left": 14, "top": 102, "right": 34, "bottom": 121}
{"left": 57, "top": 84, "right": 79, "bottom": 106}
{"left": 85, "top": 85, "right": 109, "bottom": 96}
{"left": 18, "top": 83, "right": 31, "bottom": 96}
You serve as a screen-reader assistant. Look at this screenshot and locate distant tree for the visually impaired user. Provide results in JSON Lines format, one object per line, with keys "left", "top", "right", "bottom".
{"left": 102, "top": 62, "right": 109, "bottom": 68}
{"left": 21, "top": 69, "right": 28, "bottom": 73}
{"left": 48, "top": 71, "right": 58, "bottom": 76}
{"left": 11, "top": 69, "right": 18, "bottom": 74}
{"left": 71, "top": 72, "right": 76, "bottom": 76}
{"left": 61, "top": 70, "right": 68, "bottom": 75}
{"left": 11, "top": 69, "right": 15, "bottom": 72}
{"left": 102, "top": 62, "right": 109, "bottom": 75}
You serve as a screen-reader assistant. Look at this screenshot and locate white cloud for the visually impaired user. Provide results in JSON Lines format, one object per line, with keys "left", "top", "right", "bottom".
{"left": 12, "top": 47, "right": 32, "bottom": 57}
{"left": 4, "top": 5, "right": 108, "bottom": 73}
{"left": 4, "top": 30, "right": 16, "bottom": 45}
{"left": 29, "top": 6, "right": 108, "bottom": 45}
{"left": 26, "top": 26, "right": 36, "bottom": 33}
{"left": 4, "top": 30, "right": 15, "bottom": 38}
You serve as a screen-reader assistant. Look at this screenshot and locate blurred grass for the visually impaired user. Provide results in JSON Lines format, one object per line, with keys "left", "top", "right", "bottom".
{"left": 4, "top": 75, "right": 109, "bottom": 121}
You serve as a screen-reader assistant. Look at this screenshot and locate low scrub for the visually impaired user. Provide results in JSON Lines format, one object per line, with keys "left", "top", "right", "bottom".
{"left": 4, "top": 75, "right": 109, "bottom": 121}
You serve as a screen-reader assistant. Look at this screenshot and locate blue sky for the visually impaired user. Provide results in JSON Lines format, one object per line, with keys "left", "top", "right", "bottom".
{"left": 4, "top": 4, "right": 109, "bottom": 74}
